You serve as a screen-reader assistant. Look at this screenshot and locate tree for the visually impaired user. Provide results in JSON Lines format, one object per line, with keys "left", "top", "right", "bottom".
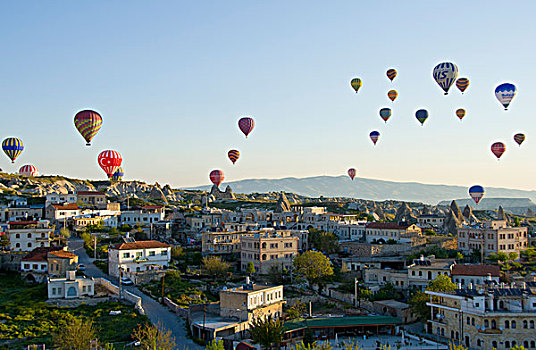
{"left": 294, "top": 341, "right": 333, "bottom": 350}
{"left": 246, "top": 261, "right": 256, "bottom": 276}
{"left": 427, "top": 275, "right": 456, "bottom": 292}
{"left": 52, "top": 314, "right": 97, "bottom": 350}
{"left": 0, "top": 233, "right": 9, "bottom": 250}
{"left": 132, "top": 322, "right": 176, "bottom": 350}
{"left": 202, "top": 256, "right": 230, "bottom": 280}
{"left": 293, "top": 250, "right": 333, "bottom": 287}
{"left": 456, "top": 252, "right": 464, "bottom": 261}
{"left": 513, "top": 216, "right": 521, "bottom": 227}
{"left": 171, "top": 246, "right": 184, "bottom": 260}
{"left": 249, "top": 315, "right": 284, "bottom": 350}
{"left": 373, "top": 283, "right": 401, "bottom": 301}
{"left": 308, "top": 229, "right": 339, "bottom": 254}
{"left": 410, "top": 275, "right": 457, "bottom": 321}
{"left": 60, "top": 227, "right": 71, "bottom": 239}
{"left": 268, "top": 265, "right": 284, "bottom": 285}
{"left": 205, "top": 339, "right": 224, "bottom": 350}
{"left": 286, "top": 301, "right": 306, "bottom": 320}
{"left": 508, "top": 252, "right": 519, "bottom": 261}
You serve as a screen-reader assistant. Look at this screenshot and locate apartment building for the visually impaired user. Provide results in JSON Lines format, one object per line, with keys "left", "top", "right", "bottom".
{"left": 407, "top": 256, "right": 455, "bottom": 291}
{"left": 365, "top": 222, "right": 421, "bottom": 243}
{"left": 220, "top": 281, "right": 284, "bottom": 322}
{"left": 120, "top": 205, "right": 165, "bottom": 225}
{"left": 108, "top": 240, "right": 171, "bottom": 278}
{"left": 7, "top": 220, "right": 53, "bottom": 252}
{"left": 240, "top": 231, "right": 298, "bottom": 274}
{"left": 457, "top": 220, "right": 528, "bottom": 257}
{"left": 451, "top": 265, "right": 501, "bottom": 287}
{"left": 202, "top": 230, "right": 253, "bottom": 255}
{"left": 76, "top": 191, "right": 107, "bottom": 209}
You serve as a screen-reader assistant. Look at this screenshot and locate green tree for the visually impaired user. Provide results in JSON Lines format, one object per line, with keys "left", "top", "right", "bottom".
{"left": 294, "top": 250, "right": 334, "bottom": 287}
{"left": 205, "top": 339, "right": 224, "bottom": 350}
{"left": 268, "top": 265, "right": 284, "bottom": 285}
{"left": 513, "top": 217, "right": 521, "bottom": 227}
{"left": 294, "top": 341, "right": 333, "bottom": 350}
{"left": 456, "top": 252, "right": 464, "bottom": 261}
{"left": 249, "top": 315, "right": 284, "bottom": 350}
{"left": 60, "top": 227, "right": 71, "bottom": 239}
{"left": 52, "top": 314, "right": 97, "bottom": 350}
{"left": 428, "top": 274, "right": 456, "bottom": 292}
{"left": 202, "top": 256, "right": 230, "bottom": 280}
{"left": 246, "top": 261, "right": 256, "bottom": 276}
{"left": 132, "top": 322, "right": 176, "bottom": 350}
{"left": 410, "top": 275, "right": 456, "bottom": 321}
{"left": 171, "top": 246, "right": 184, "bottom": 260}
{"left": 373, "top": 283, "right": 401, "bottom": 301}
{"left": 0, "top": 233, "right": 9, "bottom": 250}
{"left": 286, "top": 301, "right": 306, "bottom": 320}
{"left": 508, "top": 252, "right": 519, "bottom": 261}
{"left": 308, "top": 229, "right": 339, "bottom": 254}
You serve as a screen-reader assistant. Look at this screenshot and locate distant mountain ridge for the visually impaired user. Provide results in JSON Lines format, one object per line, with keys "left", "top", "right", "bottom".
{"left": 188, "top": 175, "right": 536, "bottom": 205}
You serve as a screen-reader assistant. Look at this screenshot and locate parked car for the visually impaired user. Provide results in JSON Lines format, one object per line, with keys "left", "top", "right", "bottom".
{"left": 121, "top": 277, "right": 133, "bottom": 285}
{"left": 77, "top": 264, "right": 86, "bottom": 271}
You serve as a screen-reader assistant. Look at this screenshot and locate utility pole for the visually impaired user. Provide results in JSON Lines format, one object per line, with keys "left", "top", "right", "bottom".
{"left": 93, "top": 234, "right": 97, "bottom": 260}
{"left": 202, "top": 304, "right": 206, "bottom": 342}
{"left": 161, "top": 272, "right": 165, "bottom": 301}
{"left": 118, "top": 265, "right": 122, "bottom": 300}
{"left": 354, "top": 277, "right": 358, "bottom": 308}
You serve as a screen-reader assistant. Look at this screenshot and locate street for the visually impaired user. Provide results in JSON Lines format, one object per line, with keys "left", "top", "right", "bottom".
{"left": 68, "top": 238, "right": 202, "bottom": 350}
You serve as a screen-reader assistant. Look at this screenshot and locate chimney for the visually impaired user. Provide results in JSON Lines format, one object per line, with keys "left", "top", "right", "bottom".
{"left": 246, "top": 276, "right": 250, "bottom": 285}
{"left": 487, "top": 273, "right": 492, "bottom": 281}
{"left": 67, "top": 270, "right": 76, "bottom": 281}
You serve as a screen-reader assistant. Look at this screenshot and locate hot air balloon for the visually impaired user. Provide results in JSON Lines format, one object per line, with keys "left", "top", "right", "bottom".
{"left": 514, "top": 133, "right": 526, "bottom": 146}
{"left": 2, "top": 137, "right": 24, "bottom": 163}
{"left": 347, "top": 168, "right": 356, "bottom": 180}
{"left": 433, "top": 62, "right": 459, "bottom": 95}
{"left": 19, "top": 164, "right": 38, "bottom": 177}
{"left": 456, "top": 78, "right": 470, "bottom": 94}
{"left": 98, "top": 150, "right": 122, "bottom": 178}
{"left": 111, "top": 167, "right": 124, "bottom": 181}
{"left": 210, "top": 170, "right": 224, "bottom": 187}
{"left": 386, "top": 69, "right": 397, "bottom": 82}
{"left": 238, "top": 117, "right": 255, "bottom": 138}
{"left": 415, "top": 109, "right": 429, "bottom": 126}
{"left": 350, "top": 78, "right": 362, "bottom": 93}
{"left": 469, "top": 185, "right": 485, "bottom": 205}
{"left": 387, "top": 90, "right": 398, "bottom": 102}
{"left": 379, "top": 108, "right": 392, "bottom": 123}
{"left": 491, "top": 142, "right": 506, "bottom": 160}
{"left": 369, "top": 131, "right": 380, "bottom": 145}
{"left": 74, "top": 110, "right": 103, "bottom": 146}
{"left": 495, "top": 83, "right": 517, "bottom": 110}
{"left": 456, "top": 108, "right": 466, "bottom": 121}
{"left": 228, "top": 150, "right": 240, "bottom": 164}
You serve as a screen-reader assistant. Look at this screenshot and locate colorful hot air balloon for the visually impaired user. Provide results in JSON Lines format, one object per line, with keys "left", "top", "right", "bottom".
{"left": 491, "top": 142, "right": 506, "bottom": 160}
{"left": 495, "top": 83, "right": 517, "bottom": 110}
{"left": 209, "top": 170, "right": 224, "bottom": 187}
{"left": 369, "top": 131, "right": 380, "bottom": 145}
{"left": 379, "top": 108, "right": 392, "bottom": 123}
{"left": 456, "top": 108, "right": 466, "bottom": 121}
{"left": 350, "top": 78, "right": 362, "bottom": 93}
{"left": 228, "top": 150, "right": 240, "bottom": 164}
{"left": 97, "top": 150, "right": 122, "bottom": 178}
{"left": 386, "top": 69, "right": 397, "bottom": 82}
{"left": 238, "top": 117, "right": 255, "bottom": 138}
{"left": 456, "top": 78, "right": 470, "bottom": 94}
{"left": 74, "top": 110, "right": 103, "bottom": 146}
{"left": 2, "top": 137, "right": 24, "bottom": 163}
{"left": 433, "top": 62, "right": 459, "bottom": 95}
{"left": 514, "top": 133, "right": 526, "bottom": 146}
{"left": 19, "top": 164, "right": 38, "bottom": 177}
{"left": 469, "top": 185, "right": 485, "bottom": 205}
{"left": 347, "top": 168, "right": 356, "bottom": 180}
{"left": 387, "top": 90, "right": 398, "bottom": 102}
{"left": 111, "top": 167, "right": 124, "bottom": 181}
{"left": 415, "top": 109, "right": 429, "bottom": 126}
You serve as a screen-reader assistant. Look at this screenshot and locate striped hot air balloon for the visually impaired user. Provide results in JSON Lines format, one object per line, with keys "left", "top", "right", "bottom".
{"left": 469, "top": 185, "right": 485, "bottom": 204}
{"left": 210, "top": 170, "right": 224, "bottom": 187}
{"left": 228, "top": 150, "right": 240, "bottom": 165}
{"left": 74, "top": 110, "right": 103, "bottom": 146}
{"left": 514, "top": 133, "right": 526, "bottom": 146}
{"left": 2, "top": 137, "right": 24, "bottom": 163}
{"left": 456, "top": 108, "right": 466, "bottom": 121}
{"left": 97, "top": 150, "right": 122, "bottom": 178}
{"left": 19, "top": 164, "right": 38, "bottom": 177}
{"left": 369, "top": 131, "right": 380, "bottom": 145}
{"left": 387, "top": 90, "right": 398, "bottom": 102}
{"left": 415, "top": 109, "right": 429, "bottom": 126}
{"left": 456, "top": 78, "right": 470, "bottom": 94}
{"left": 379, "top": 108, "right": 392, "bottom": 123}
{"left": 491, "top": 142, "right": 506, "bottom": 160}
{"left": 433, "top": 62, "right": 459, "bottom": 95}
{"left": 111, "top": 167, "right": 124, "bottom": 181}
{"left": 238, "top": 117, "right": 255, "bottom": 138}
{"left": 386, "top": 69, "right": 397, "bottom": 82}
{"left": 347, "top": 168, "right": 356, "bottom": 180}
{"left": 350, "top": 78, "right": 362, "bottom": 93}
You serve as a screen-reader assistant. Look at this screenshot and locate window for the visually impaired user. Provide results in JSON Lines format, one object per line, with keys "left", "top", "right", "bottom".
{"left": 524, "top": 320, "right": 528, "bottom": 329}
{"left": 52, "top": 287, "right": 56, "bottom": 295}
{"left": 87, "top": 285, "right": 91, "bottom": 293}
{"left": 149, "top": 251, "right": 155, "bottom": 256}
{"left": 27, "top": 233, "right": 31, "bottom": 238}
{"left": 491, "top": 320, "right": 496, "bottom": 329}
{"left": 136, "top": 252, "right": 142, "bottom": 257}
{"left": 161, "top": 250, "right": 167, "bottom": 256}
{"left": 27, "top": 242, "right": 32, "bottom": 248}
{"left": 530, "top": 320, "right": 534, "bottom": 329}
{"left": 123, "top": 252, "right": 130, "bottom": 258}
{"left": 512, "top": 320, "right": 516, "bottom": 329}
{"left": 24, "top": 264, "right": 30, "bottom": 269}
{"left": 505, "top": 341, "right": 510, "bottom": 349}
{"left": 531, "top": 341, "right": 535, "bottom": 348}
{"left": 492, "top": 342, "right": 497, "bottom": 349}
{"left": 505, "top": 320, "right": 510, "bottom": 329}
{"left": 16, "top": 243, "right": 20, "bottom": 248}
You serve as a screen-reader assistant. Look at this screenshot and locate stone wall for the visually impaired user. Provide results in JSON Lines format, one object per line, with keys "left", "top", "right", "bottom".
{"left": 0, "top": 252, "right": 24, "bottom": 272}
{"left": 94, "top": 277, "right": 144, "bottom": 314}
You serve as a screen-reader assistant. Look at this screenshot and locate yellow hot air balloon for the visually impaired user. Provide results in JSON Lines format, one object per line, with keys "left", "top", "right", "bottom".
{"left": 350, "top": 78, "right": 362, "bottom": 93}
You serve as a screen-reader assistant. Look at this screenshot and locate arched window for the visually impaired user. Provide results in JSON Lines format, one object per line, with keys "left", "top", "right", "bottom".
{"left": 262, "top": 254, "right": 266, "bottom": 261}
{"left": 15, "top": 233, "right": 20, "bottom": 239}
{"left": 505, "top": 320, "right": 510, "bottom": 329}
{"left": 512, "top": 320, "right": 516, "bottom": 329}
{"left": 262, "top": 242, "right": 266, "bottom": 249}
{"left": 491, "top": 320, "right": 496, "bottom": 329}
{"left": 441, "top": 328, "right": 444, "bottom": 336}
{"left": 492, "top": 341, "right": 497, "bottom": 349}
{"left": 524, "top": 320, "right": 528, "bottom": 329}
{"left": 484, "top": 320, "right": 489, "bottom": 328}
{"left": 505, "top": 341, "right": 510, "bottom": 348}
{"left": 531, "top": 320, "right": 535, "bottom": 329}
{"left": 437, "top": 327, "right": 440, "bottom": 335}
{"left": 531, "top": 340, "right": 535, "bottom": 348}
{"left": 27, "top": 233, "right": 31, "bottom": 238}
{"left": 15, "top": 243, "right": 20, "bottom": 248}
{"left": 524, "top": 341, "right": 529, "bottom": 348}
{"left": 455, "top": 331, "right": 459, "bottom": 340}
{"left": 27, "top": 242, "right": 32, "bottom": 248}
{"left": 451, "top": 331, "right": 454, "bottom": 339}
{"left": 512, "top": 341, "right": 517, "bottom": 347}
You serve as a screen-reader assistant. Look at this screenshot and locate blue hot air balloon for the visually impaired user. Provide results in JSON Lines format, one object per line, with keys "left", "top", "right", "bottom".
{"left": 469, "top": 185, "right": 485, "bottom": 204}
{"left": 369, "top": 131, "right": 380, "bottom": 145}
{"left": 415, "top": 109, "right": 429, "bottom": 126}
{"left": 495, "top": 83, "right": 517, "bottom": 110}
{"left": 2, "top": 137, "right": 24, "bottom": 163}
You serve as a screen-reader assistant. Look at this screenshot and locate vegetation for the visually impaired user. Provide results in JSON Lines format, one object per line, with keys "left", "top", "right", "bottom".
{"left": 171, "top": 246, "right": 184, "bottom": 260}
{"left": 294, "top": 340, "right": 333, "bottom": 350}
{"left": 285, "top": 301, "right": 306, "bottom": 320}
{"left": 410, "top": 275, "right": 456, "bottom": 321}
{"left": 372, "top": 283, "right": 401, "bottom": 301}
{"left": 205, "top": 339, "right": 225, "bottom": 350}
{"left": 52, "top": 314, "right": 97, "bottom": 350}
{"left": 246, "top": 261, "right": 256, "bottom": 276}
{"left": 308, "top": 228, "right": 339, "bottom": 254}
{"left": 293, "top": 250, "right": 334, "bottom": 287}
{"left": 249, "top": 315, "right": 284, "bottom": 350}
{"left": 0, "top": 233, "right": 9, "bottom": 250}
{"left": 201, "top": 256, "right": 230, "bottom": 280}
{"left": 132, "top": 322, "right": 176, "bottom": 350}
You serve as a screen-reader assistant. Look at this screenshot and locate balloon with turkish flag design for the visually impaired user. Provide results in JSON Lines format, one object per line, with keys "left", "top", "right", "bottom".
{"left": 98, "top": 150, "right": 123, "bottom": 178}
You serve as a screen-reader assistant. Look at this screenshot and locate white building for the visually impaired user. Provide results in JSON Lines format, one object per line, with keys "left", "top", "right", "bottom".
{"left": 47, "top": 271, "right": 95, "bottom": 299}
{"left": 451, "top": 264, "right": 500, "bottom": 287}
{"left": 45, "top": 193, "right": 77, "bottom": 207}
{"left": 108, "top": 240, "right": 171, "bottom": 278}
{"left": 120, "top": 205, "right": 165, "bottom": 225}
{"left": 7, "top": 220, "right": 52, "bottom": 252}
{"left": 45, "top": 203, "right": 82, "bottom": 221}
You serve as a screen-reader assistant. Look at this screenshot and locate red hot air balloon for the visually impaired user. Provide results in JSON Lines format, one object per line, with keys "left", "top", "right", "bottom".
{"left": 98, "top": 150, "right": 123, "bottom": 178}
{"left": 210, "top": 170, "right": 224, "bottom": 187}
{"left": 347, "top": 168, "right": 356, "bottom": 180}
{"left": 491, "top": 142, "right": 506, "bottom": 160}
{"left": 19, "top": 164, "right": 39, "bottom": 177}
{"left": 238, "top": 117, "right": 255, "bottom": 138}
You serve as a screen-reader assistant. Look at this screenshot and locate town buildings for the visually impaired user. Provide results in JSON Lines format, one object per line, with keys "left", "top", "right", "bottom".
{"left": 108, "top": 239, "right": 171, "bottom": 281}
{"left": 119, "top": 205, "right": 165, "bottom": 225}
{"left": 240, "top": 231, "right": 299, "bottom": 274}
{"left": 47, "top": 271, "right": 95, "bottom": 299}
{"left": 451, "top": 264, "right": 501, "bottom": 287}
{"left": 7, "top": 220, "right": 53, "bottom": 252}
{"left": 364, "top": 222, "right": 422, "bottom": 243}
{"left": 457, "top": 220, "right": 528, "bottom": 257}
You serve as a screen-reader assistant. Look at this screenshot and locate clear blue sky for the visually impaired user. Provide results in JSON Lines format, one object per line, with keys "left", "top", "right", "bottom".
{"left": 1, "top": 1, "right": 535, "bottom": 190}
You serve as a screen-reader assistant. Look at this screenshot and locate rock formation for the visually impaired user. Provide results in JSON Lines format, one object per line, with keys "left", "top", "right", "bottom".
{"left": 497, "top": 206, "right": 508, "bottom": 221}
{"left": 210, "top": 185, "right": 235, "bottom": 200}
{"left": 276, "top": 192, "right": 292, "bottom": 213}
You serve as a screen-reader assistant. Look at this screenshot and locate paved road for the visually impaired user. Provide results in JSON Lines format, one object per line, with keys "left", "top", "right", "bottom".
{"left": 68, "top": 238, "right": 202, "bottom": 350}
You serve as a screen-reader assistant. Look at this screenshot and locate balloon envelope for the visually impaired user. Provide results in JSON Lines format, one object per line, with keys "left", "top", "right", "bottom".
{"left": 74, "top": 110, "right": 102, "bottom": 146}
{"left": 350, "top": 78, "right": 362, "bottom": 93}
{"left": 19, "top": 164, "right": 38, "bottom": 177}
{"left": 228, "top": 150, "right": 240, "bottom": 164}
{"left": 369, "top": 131, "right": 380, "bottom": 145}
{"left": 415, "top": 109, "right": 429, "bottom": 125}
{"left": 456, "top": 78, "right": 470, "bottom": 93}
{"left": 210, "top": 170, "right": 224, "bottom": 187}
{"left": 514, "top": 133, "right": 525, "bottom": 146}
{"left": 456, "top": 109, "right": 466, "bottom": 121}
{"left": 98, "top": 150, "right": 122, "bottom": 178}
{"left": 111, "top": 167, "right": 124, "bottom": 181}
{"left": 386, "top": 69, "right": 397, "bottom": 81}
{"left": 433, "top": 62, "right": 459, "bottom": 95}
{"left": 238, "top": 117, "right": 255, "bottom": 138}
{"left": 2, "top": 137, "right": 24, "bottom": 163}
{"left": 469, "top": 185, "right": 485, "bottom": 204}
{"left": 491, "top": 142, "right": 506, "bottom": 159}
{"left": 379, "top": 108, "right": 392, "bottom": 123}
{"left": 387, "top": 90, "right": 398, "bottom": 102}
{"left": 495, "top": 83, "right": 517, "bottom": 110}
{"left": 347, "top": 168, "right": 356, "bottom": 180}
